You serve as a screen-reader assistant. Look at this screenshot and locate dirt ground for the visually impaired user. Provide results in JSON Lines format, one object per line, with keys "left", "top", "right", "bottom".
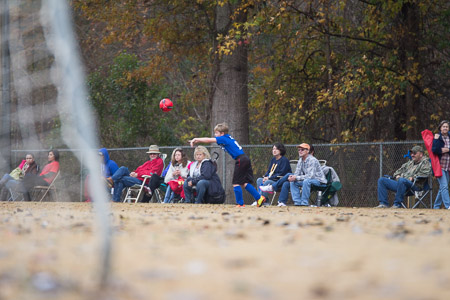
{"left": 0, "top": 202, "right": 449, "bottom": 300}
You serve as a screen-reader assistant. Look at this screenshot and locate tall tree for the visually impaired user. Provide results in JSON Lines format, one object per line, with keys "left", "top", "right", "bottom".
{"left": 73, "top": 0, "right": 449, "bottom": 146}
{"left": 212, "top": 1, "right": 249, "bottom": 142}
{"left": 74, "top": 0, "right": 252, "bottom": 145}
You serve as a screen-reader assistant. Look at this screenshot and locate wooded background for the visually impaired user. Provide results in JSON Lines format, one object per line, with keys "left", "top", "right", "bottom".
{"left": 71, "top": 0, "right": 449, "bottom": 148}
{"left": 5, "top": 0, "right": 449, "bottom": 150}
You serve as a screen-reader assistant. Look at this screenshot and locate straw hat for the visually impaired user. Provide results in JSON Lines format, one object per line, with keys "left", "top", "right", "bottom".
{"left": 146, "top": 145, "right": 161, "bottom": 154}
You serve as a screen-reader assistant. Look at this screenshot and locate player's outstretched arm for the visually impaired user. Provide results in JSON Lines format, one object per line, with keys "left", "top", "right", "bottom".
{"left": 189, "top": 137, "right": 217, "bottom": 147}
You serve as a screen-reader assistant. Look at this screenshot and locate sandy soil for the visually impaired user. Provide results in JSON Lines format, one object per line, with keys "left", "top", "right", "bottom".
{"left": 0, "top": 202, "right": 449, "bottom": 300}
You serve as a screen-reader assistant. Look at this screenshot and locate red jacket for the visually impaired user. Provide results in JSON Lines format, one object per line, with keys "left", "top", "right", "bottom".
{"left": 40, "top": 161, "right": 60, "bottom": 184}
{"left": 134, "top": 157, "right": 164, "bottom": 181}
{"left": 422, "top": 129, "right": 442, "bottom": 178}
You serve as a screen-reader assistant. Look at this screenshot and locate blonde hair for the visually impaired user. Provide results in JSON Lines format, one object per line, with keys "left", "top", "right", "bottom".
{"left": 214, "top": 123, "right": 229, "bottom": 134}
{"left": 194, "top": 146, "right": 211, "bottom": 159}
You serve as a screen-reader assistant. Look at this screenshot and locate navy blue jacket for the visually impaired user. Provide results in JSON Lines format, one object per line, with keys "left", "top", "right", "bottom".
{"left": 264, "top": 156, "right": 292, "bottom": 180}
{"left": 432, "top": 132, "right": 450, "bottom": 160}
{"left": 188, "top": 160, "right": 225, "bottom": 203}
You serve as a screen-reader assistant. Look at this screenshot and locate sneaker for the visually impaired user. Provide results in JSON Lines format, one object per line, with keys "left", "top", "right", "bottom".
{"left": 235, "top": 204, "right": 245, "bottom": 208}
{"left": 391, "top": 204, "right": 402, "bottom": 209}
{"left": 251, "top": 201, "right": 257, "bottom": 206}
{"left": 256, "top": 195, "right": 266, "bottom": 207}
{"left": 277, "top": 202, "right": 286, "bottom": 207}
{"left": 143, "top": 186, "right": 152, "bottom": 196}
{"left": 259, "top": 185, "right": 274, "bottom": 192}
{"left": 375, "top": 204, "right": 388, "bottom": 208}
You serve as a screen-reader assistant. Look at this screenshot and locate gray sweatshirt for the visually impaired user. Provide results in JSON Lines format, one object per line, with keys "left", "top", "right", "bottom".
{"left": 294, "top": 155, "right": 327, "bottom": 184}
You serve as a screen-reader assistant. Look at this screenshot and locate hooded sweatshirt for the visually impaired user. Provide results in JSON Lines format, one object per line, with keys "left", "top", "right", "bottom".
{"left": 99, "top": 148, "right": 119, "bottom": 177}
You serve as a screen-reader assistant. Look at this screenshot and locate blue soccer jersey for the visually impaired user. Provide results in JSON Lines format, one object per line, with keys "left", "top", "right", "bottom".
{"left": 216, "top": 134, "right": 245, "bottom": 159}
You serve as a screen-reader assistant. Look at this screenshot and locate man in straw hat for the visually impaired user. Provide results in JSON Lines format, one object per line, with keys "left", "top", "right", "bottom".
{"left": 375, "top": 145, "right": 431, "bottom": 208}
{"left": 110, "top": 145, "right": 164, "bottom": 202}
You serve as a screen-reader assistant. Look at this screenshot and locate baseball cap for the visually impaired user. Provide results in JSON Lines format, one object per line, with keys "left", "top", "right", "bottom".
{"left": 411, "top": 145, "right": 424, "bottom": 153}
{"left": 297, "top": 143, "right": 310, "bottom": 150}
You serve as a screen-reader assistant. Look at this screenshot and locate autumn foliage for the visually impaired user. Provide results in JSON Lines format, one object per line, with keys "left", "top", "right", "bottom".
{"left": 73, "top": 0, "right": 450, "bottom": 147}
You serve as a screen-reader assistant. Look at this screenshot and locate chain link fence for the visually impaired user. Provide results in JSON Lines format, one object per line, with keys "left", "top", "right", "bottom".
{"left": 9, "top": 141, "right": 436, "bottom": 207}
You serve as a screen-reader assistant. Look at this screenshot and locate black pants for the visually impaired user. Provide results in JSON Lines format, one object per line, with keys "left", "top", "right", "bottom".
{"left": 141, "top": 174, "right": 163, "bottom": 203}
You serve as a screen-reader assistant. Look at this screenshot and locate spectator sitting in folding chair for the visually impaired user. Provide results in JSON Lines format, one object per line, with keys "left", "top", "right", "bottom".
{"left": 375, "top": 145, "right": 432, "bottom": 208}
{"left": 18, "top": 150, "right": 60, "bottom": 201}
{"left": 111, "top": 145, "right": 164, "bottom": 203}
{"left": 84, "top": 148, "right": 119, "bottom": 202}
{"left": 260, "top": 143, "right": 327, "bottom": 206}
{"left": 253, "top": 142, "right": 291, "bottom": 206}
{"left": 1, "top": 153, "right": 39, "bottom": 190}
{"left": 163, "top": 148, "right": 191, "bottom": 203}
{"left": 183, "top": 146, "right": 225, "bottom": 204}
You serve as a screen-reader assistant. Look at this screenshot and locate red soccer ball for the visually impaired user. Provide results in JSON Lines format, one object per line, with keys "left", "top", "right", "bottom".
{"left": 159, "top": 98, "right": 173, "bottom": 112}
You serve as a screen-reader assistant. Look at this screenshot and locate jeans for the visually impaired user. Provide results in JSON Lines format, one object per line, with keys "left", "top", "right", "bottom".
{"left": 290, "top": 179, "right": 325, "bottom": 206}
{"left": 163, "top": 185, "right": 174, "bottom": 203}
{"left": 256, "top": 177, "right": 277, "bottom": 199}
{"left": 183, "top": 179, "right": 210, "bottom": 203}
{"left": 377, "top": 177, "right": 418, "bottom": 206}
{"left": 434, "top": 170, "right": 450, "bottom": 209}
{"left": 0, "top": 174, "right": 14, "bottom": 186}
{"left": 111, "top": 166, "right": 142, "bottom": 202}
{"left": 272, "top": 173, "right": 293, "bottom": 204}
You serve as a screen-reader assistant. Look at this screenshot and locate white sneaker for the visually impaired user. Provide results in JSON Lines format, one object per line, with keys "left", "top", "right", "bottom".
{"left": 277, "top": 202, "right": 286, "bottom": 207}
{"left": 251, "top": 201, "right": 257, "bottom": 206}
{"left": 259, "top": 185, "right": 274, "bottom": 192}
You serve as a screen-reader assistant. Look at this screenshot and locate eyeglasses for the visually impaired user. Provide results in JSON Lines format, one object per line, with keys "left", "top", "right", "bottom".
{"left": 149, "top": 153, "right": 158, "bottom": 155}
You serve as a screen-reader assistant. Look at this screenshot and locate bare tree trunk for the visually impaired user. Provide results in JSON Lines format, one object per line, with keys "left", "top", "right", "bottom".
{"left": 401, "top": 3, "right": 420, "bottom": 139}
{"left": 210, "top": 1, "right": 249, "bottom": 202}
{"left": 394, "top": 2, "right": 420, "bottom": 140}
{"left": 324, "top": 0, "right": 345, "bottom": 183}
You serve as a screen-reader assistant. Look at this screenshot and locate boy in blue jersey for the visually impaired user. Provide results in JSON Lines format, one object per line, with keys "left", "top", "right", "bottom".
{"left": 189, "top": 123, "right": 266, "bottom": 207}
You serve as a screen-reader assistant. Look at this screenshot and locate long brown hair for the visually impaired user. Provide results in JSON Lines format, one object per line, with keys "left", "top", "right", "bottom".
{"left": 171, "top": 148, "right": 188, "bottom": 168}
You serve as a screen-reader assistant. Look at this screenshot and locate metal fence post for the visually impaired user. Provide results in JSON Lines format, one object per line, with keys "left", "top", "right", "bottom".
{"left": 379, "top": 143, "right": 383, "bottom": 178}
{"left": 80, "top": 149, "right": 83, "bottom": 202}
{"left": 222, "top": 150, "right": 226, "bottom": 191}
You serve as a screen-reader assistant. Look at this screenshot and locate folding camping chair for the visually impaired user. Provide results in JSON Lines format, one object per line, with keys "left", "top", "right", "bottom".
{"left": 7, "top": 187, "right": 23, "bottom": 201}
{"left": 401, "top": 176, "right": 433, "bottom": 209}
{"left": 123, "top": 153, "right": 167, "bottom": 203}
{"left": 310, "top": 167, "right": 342, "bottom": 206}
{"left": 32, "top": 171, "right": 60, "bottom": 202}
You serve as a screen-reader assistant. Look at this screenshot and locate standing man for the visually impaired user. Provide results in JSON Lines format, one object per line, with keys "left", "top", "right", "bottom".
{"left": 376, "top": 145, "right": 432, "bottom": 208}
{"left": 111, "top": 145, "right": 164, "bottom": 202}
{"left": 260, "top": 143, "right": 326, "bottom": 206}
